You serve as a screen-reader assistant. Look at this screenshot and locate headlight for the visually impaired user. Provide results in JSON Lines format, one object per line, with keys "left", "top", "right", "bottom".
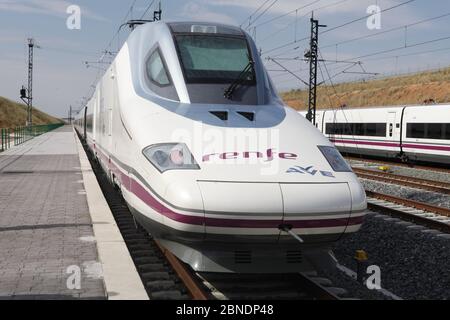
{"left": 318, "top": 146, "right": 352, "bottom": 172}
{"left": 143, "top": 143, "right": 200, "bottom": 173}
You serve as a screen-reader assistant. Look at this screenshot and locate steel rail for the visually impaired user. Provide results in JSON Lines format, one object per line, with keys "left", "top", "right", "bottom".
{"left": 354, "top": 168, "right": 450, "bottom": 194}
{"left": 366, "top": 191, "right": 450, "bottom": 217}
{"left": 154, "top": 241, "right": 209, "bottom": 300}
{"left": 366, "top": 191, "right": 450, "bottom": 233}
{"left": 197, "top": 272, "right": 343, "bottom": 300}
{"left": 345, "top": 156, "right": 450, "bottom": 174}
{"left": 296, "top": 273, "right": 340, "bottom": 300}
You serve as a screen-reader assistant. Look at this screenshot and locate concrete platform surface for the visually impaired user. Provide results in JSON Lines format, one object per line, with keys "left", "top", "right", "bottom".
{"left": 0, "top": 126, "right": 147, "bottom": 300}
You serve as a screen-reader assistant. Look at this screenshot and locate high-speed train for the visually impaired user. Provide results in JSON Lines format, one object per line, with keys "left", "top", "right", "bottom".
{"left": 75, "top": 21, "right": 367, "bottom": 273}
{"left": 303, "top": 105, "right": 450, "bottom": 165}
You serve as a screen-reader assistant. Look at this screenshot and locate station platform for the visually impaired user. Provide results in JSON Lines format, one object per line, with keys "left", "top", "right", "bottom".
{"left": 0, "top": 126, "right": 147, "bottom": 300}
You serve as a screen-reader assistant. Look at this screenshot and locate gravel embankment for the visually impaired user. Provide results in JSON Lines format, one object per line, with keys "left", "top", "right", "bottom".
{"left": 362, "top": 179, "right": 450, "bottom": 209}
{"left": 321, "top": 159, "right": 450, "bottom": 299}
{"left": 329, "top": 212, "right": 450, "bottom": 300}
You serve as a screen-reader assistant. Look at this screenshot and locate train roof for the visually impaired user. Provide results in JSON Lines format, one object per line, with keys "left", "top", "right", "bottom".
{"left": 167, "top": 21, "right": 245, "bottom": 35}
{"left": 131, "top": 20, "right": 246, "bottom": 37}
{"left": 126, "top": 21, "right": 250, "bottom": 56}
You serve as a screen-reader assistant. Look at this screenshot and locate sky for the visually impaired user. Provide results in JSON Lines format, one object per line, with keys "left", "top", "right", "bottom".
{"left": 1, "top": 0, "right": 450, "bottom": 118}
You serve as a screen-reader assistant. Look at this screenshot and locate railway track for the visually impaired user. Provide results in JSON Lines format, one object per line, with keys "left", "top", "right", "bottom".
{"left": 366, "top": 191, "right": 450, "bottom": 233}
{"left": 345, "top": 156, "right": 450, "bottom": 174}
{"left": 354, "top": 168, "right": 450, "bottom": 195}
{"left": 81, "top": 136, "right": 343, "bottom": 301}
{"left": 197, "top": 272, "right": 342, "bottom": 300}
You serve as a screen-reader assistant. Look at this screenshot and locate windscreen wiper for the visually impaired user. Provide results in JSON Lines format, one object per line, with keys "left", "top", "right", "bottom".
{"left": 224, "top": 60, "right": 255, "bottom": 100}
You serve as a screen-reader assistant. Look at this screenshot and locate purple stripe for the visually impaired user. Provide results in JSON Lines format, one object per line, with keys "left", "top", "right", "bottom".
{"left": 402, "top": 143, "right": 450, "bottom": 152}
{"left": 331, "top": 139, "right": 450, "bottom": 152}
{"left": 203, "top": 216, "right": 365, "bottom": 229}
{"left": 94, "top": 145, "right": 362, "bottom": 229}
{"left": 290, "top": 216, "right": 364, "bottom": 228}
{"left": 331, "top": 139, "right": 399, "bottom": 148}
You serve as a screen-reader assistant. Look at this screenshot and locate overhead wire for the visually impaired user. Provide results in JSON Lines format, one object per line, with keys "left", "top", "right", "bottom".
{"left": 240, "top": 0, "right": 273, "bottom": 27}
{"left": 339, "top": 35, "right": 450, "bottom": 62}
{"left": 253, "top": 0, "right": 324, "bottom": 29}
{"left": 322, "top": 11, "right": 450, "bottom": 49}
{"left": 245, "top": 0, "right": 280, "bottom": 30}
{"left": 262, "top": 0, "right": 417, "bottom": 56}
{"left": 79, "top": 0, "right": 144, "bottom": 109}
{"left": 140, "top": 0, "right": 157, "bottom": 19}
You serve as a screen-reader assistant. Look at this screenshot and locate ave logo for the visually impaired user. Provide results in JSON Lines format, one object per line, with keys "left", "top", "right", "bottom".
{"left": 287, "top": 165, "right": 335, "bottom": 178}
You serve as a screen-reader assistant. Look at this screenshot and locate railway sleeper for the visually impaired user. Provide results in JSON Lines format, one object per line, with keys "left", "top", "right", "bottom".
{"left": 138, "top": 263, "right": 167, "bottom": 273}
{"left": 141, "top": 271, "right": 172, "bottom": 281}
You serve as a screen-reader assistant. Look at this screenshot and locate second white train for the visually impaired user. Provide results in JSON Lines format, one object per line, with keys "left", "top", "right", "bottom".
{"left": 303, "top": 104, "right": 450, "bottom": 164}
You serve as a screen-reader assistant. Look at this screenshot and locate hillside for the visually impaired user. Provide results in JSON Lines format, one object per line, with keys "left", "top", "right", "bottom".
{"left": 281, "top": 67, "right": 450, "bottom": 110}
{"left": 0, "top": 96, "right": 62, "bottom": 128}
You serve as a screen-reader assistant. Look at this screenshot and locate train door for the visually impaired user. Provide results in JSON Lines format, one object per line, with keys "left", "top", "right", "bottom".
{"left": 108, "top": 108, "right": 113, "bottom": 137}
{"left": 83, "top": 107, "right": 87, "bottom": 139}
{"left": 387, "top": 112, "right": 396, "bottom": 141}
{"left": 108, "top": 68, "right": 114, "bottom": 140}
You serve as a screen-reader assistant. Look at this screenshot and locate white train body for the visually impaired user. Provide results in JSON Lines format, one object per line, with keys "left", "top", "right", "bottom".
{"left": 75, "top": 21, "right": 366, "bottom": 273}
{"left": 302, "top": 105, "right": 450, "bottom": 164}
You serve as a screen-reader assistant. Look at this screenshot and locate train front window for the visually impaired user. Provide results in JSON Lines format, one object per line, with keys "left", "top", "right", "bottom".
{"left": 147, "top": 49, "right": 170, "bottom": 86}
{"left": 174, "top": 35, "right": 255, "bottom": 84}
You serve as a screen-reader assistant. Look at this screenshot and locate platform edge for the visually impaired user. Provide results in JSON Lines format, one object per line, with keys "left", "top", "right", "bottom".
{"left": 74, "top": 130, "right": 149, "bottom": 300}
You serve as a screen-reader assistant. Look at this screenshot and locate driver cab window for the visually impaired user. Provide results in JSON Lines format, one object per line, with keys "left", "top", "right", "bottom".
{"left": 147, "top": 49, "right": 170, "bottom": 86}
{"left": 144, "top": 47, "right": 179, "bottom": 101}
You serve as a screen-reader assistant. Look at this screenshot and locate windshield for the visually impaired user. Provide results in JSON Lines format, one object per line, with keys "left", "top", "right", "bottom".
{"left": 174, "top": 35, "right": 256, "bottom": 84}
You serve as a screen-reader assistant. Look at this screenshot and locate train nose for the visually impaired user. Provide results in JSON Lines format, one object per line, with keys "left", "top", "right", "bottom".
{"left": 278, "top": 183, "right": 363, "bottom": 243}
{"left": 198, "top": 182, "right": 284, "bottom": 242}
{"left": 195, "top": 181, "right": 364, "bottom": 243}
{"left": 164, "top": 180, "right": 205, "bottom": 212}
{"left": 163, "top": 180, "right": 365, "bottom": 242}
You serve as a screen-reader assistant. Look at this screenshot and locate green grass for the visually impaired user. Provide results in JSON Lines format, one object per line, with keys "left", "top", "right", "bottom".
{"left": 0, "top": 96, "right": 63, "bottom": 128}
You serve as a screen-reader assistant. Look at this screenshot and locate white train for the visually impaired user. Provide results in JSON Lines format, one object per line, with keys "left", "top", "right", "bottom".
{"left": 301, "top": 105, "right": 450, "bottom": 165}
{"left": 75, "top": 21, "right": 367, "bottom": 273}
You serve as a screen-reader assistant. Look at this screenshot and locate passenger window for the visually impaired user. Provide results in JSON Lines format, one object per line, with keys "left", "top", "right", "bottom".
{"left": 353, "top": 123, "right": 364, "bottom": 136}
{"left": 427, "top": 123, "right": 443, "bottom": 139}
{"left": 146, "top": 49, "right": 170, "bottom": 86}
{"left": 344, "top": 124, "right": 353, "bottom": 135}
{"left": 378, "top": 123, "right": 388, "bottom": 137}
{"left": 326, "top": 123, "right": 386, "bottom": 137}
{"left": 407, "top": 123, "right": 425, "bottom": 138}
{"left": 407, "top": 123, "right": 450, "bottom": 140}
{"left": 365, "top": 123, "right": 377, "bottom": 136}
{"left": 86, "top": 115, "right": 93, "bottom": 133}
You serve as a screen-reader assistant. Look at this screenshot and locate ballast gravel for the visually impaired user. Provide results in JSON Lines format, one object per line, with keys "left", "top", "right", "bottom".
{"left": 327, "top": 212, "right": 450, "bottom": 300}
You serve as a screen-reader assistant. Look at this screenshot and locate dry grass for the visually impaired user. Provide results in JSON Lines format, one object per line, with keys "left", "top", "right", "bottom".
{"left": 281, "top": 67, "right": 450, "bottom": 110}
{"left": 0, "top": 96, "right": 62, "bottom": 128}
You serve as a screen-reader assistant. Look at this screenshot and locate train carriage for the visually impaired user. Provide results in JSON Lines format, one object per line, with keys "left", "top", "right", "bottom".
{"left": 303, "top": 105, "right": 450, "bottom": 165}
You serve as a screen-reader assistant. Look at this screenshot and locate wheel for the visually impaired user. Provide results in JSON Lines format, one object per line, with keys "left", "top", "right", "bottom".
{"left": 398, "top": 152, "right": 409, "bottom": 164}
